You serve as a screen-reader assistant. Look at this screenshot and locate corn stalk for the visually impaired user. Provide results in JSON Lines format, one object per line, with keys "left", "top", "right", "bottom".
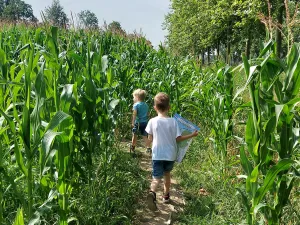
{"left": 237, "top": 41, "right": 300, "bottom": 224}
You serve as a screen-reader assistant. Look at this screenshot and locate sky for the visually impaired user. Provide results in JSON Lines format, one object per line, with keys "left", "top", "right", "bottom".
{"left": 25, "top": 0, "right": 171, "bottom": 47}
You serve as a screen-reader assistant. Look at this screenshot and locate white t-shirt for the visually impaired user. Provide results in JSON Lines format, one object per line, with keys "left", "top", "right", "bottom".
{"left": 145, "top": 116, "right": 182, "bottom": 161}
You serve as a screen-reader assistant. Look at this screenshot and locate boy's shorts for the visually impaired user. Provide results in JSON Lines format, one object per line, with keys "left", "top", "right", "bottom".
{"left": 152, "top": 160, "right": 175, "bottom": 179}
{"left": 132, "top": 122, "right": 148, "bottom": 136}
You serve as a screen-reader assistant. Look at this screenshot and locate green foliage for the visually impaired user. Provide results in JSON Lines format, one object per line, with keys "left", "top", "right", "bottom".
{"left": 44, "top": 0, "right": 68, "bottom": 27}
{"left": 178, "top": 63, "right": 234, "bottom": 159}
{"left": 235, "top": 41, "right": 300, "bottom": 224}
{"left": 174, "top": 138, "right": 244, "bottom": 224}
{"left": 164, "top": 0, "right": 265, "bottom": 61}
{"left": 107, "top": 21, "right": 125, "bottom": 34}
{"left": 78, "top": 10, "right": 99, "bottom": 30}
{"left": 13, "top": 208, "right": 24, "bottom": 225}
{"left": 0, "top": 25, "right": 200, "bottom": 224}
{"left": 0, "top": 22, "right": 299, "bottom": 225}
{"left": 72, "top": 148, "right": 147, "bottom": 224}
{"left": 0, "top": 0, "right": 37, "bottom": 22}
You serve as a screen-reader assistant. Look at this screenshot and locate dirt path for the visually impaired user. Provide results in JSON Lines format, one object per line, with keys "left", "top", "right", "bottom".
{"left": 132, "top": 145, "right": 185, "bottom": 225}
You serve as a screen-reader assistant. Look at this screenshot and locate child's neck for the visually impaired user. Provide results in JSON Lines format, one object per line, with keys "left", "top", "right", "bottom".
{"left": 157, "top": 111, "right": 169, "bottom": 118}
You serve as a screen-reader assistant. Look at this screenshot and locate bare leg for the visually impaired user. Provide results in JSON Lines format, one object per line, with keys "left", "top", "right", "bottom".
{"left": 142, "top": 135, "right": 150, "bottom": 148}
{"left": 164, "top": 172, "right": 171, "bottom": 194}
{"left": 150, "top": 178, "right": 160, "bottom": 192}
{"left": 131, "top": 133, "right": 137, "bottom": 148}
{"left": 147, "top": 178, "right": 160, "bottom": 211}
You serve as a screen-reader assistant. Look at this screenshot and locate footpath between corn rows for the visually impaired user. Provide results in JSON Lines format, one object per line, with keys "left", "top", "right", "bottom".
{"left": 131, "top": 145, "right": 185, "bottom": 225}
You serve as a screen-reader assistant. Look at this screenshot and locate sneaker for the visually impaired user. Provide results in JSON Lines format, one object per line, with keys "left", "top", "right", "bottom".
{"left": 147, "top": 191, "right": 157, "bottom": 211}
{"left": 146, "top": 148, "right": 152, "bottom": 154}
{"left": 162, "top": 192, "right": 170, "bottom": 203}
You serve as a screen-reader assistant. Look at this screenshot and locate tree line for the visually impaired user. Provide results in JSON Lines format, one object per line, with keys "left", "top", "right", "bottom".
{"left": 164, "top": 0, "right": 300, "bottom": 64}
{"left": 0, "top": 0, "right": 126, "bottom": 33}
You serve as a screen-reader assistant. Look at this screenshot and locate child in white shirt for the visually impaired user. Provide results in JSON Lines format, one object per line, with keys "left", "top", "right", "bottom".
{"left": 145, "top": 92, "right": 198, "bottom": 211}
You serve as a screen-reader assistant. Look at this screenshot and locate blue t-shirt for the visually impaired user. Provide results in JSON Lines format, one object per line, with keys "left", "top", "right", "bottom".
{"left": 133, "top": 102, "right": 149, "bottom": 123}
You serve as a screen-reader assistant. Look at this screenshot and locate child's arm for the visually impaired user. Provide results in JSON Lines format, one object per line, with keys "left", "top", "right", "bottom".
{"left": 176, "top": 131, "right": 198, "bottom": 142}
{"left": 132, "top": 110, "right": 137, "bottom": 127}
{"left": 148, "top": 134, "right": 153, "bottom": 143}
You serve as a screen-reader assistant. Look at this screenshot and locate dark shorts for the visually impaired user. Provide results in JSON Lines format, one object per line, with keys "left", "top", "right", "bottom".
{"left": 132, "top": 122, "right": 148, "bottom": 136}
{"left": 152, "top": 160, "right": 175, "bottom": 179}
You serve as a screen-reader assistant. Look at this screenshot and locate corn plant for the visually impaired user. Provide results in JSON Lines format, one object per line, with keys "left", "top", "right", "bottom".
{"left": 0, "top": 26, "right": 125, "bottom": 224}
{"left": 236, "top": 41, "right": 300, "bottom": 224}
{"left": 179, "top": 63, "right": 234, "bottom": 162}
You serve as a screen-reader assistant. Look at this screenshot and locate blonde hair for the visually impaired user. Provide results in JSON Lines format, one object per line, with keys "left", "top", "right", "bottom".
{"left": 133, "top": 89, "right": 147, "bottom": 101}
{"left": 154, "top": 92, "right": 170, "bottom": 112}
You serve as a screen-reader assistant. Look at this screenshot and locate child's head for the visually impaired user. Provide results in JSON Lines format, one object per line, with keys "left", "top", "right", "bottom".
{"left": 154, "top": 92, "right": 170, "bottom": 112}
{"left": 133, "top": 89, "right": 147, "bottom": 102}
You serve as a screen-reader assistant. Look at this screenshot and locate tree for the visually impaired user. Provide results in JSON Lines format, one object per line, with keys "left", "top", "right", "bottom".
{"left": 78, "top": 10, "right": 98, "bottom": 30}
{"left": 258, "top": 0, "right": 300, "bottom": 57}
{"left": 107, "top": 21, "right": 125, "bottom": 34}
{"left": 164, "top": 0, "right": 265, "bottom": 63}
{"left": 0, "top": 0, "right": 37, "bottom": 22}
{"left": 44, "top": 0, "right": 68, "bottom": 27}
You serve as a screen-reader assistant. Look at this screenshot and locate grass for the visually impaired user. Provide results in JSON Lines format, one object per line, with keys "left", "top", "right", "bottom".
{"left": 172, "top": 128, "right": 300, "bottom": 225}
{"left": 69, "top": 145, "right": 148, "bottom": 225}
{"left": 173, "top": 136, "right": 246, "bottom": 225}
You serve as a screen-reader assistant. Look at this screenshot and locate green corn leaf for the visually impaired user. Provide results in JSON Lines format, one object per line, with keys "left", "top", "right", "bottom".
{"left": 109, "top": 99, "right": 120, "bottom": 111}
{"left": 253, "top": 140, "right": 260, "bottom": 157}
{"left": 233, "top": 58, "right": 258, "bottom": 101}
{"left": 275, "top": 105, "right": 284, "bottom": 126}
{"left": 28, "top": 212, "right": 40, "bottom": 225}
{"left": 60, "top": 84, "right": 74, "bottom": 113}
{"left": 0, "top": 109, "right": 27, "bottom": 177}
{"left": 102, "top": 55, "right": 109, "bottom": 73}
{"left": 13, "top": 43, "right": 30, "bottom": 56}
{"left": 45, "top": 111, "right": 70, "bottom": 132}
{"left": 260, "top": 52, "right": 272, "bottom": 68}
{"left": 245, "top": 113, "right": 257, "bottom": 161}
{"left": 43, "top": 149, "right": 56, "bottom": 175}
{"left": 0, "top": 108, "right": 16, "bottom": 133}
{"left": 284, "top": 43, "right": 300, "bottom": 98}
{"left": 254, "top": 159, "right": 294, "bottom": 206}
{"left": 107, "top": 67, "right": 114, "bottom": 85}
{"left": 253, "top": 203, "right": 267, "bottom": 216}
{"left": 292, "top": 128, "right": 299, "bottom": 149}
{"left": 41, "top": 131, "right": 62, "bottom": 175}
{"left": 13, "top": 208, "right": 24, "bottom": 225}
{"left": 41, "top": 111, "right": 71, "bottom": 174}
{"left": 48, "top": 26, "right": 59, "bottom": 59}
{"left": 240, "top": 145, "right": 253, "bottom": 176}
{"left": 264, "top": 116, "right": 276, "bottom": 137}
{"left": 250, "top": 165, "right": 259, "bottom": 183}
{"left": 14, "top": 137, "right": 28, "bottom": 177}
{"left": 67, "top": 51, "right": 84, "bottom": 65}
{"left": 259, "top": 40, "right": 274, "bottom": 58}
{"left": 286, "top": 97, "right": 300, "bottom": 107}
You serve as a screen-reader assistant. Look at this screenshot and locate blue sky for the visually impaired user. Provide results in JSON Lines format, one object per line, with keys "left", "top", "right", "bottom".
{"left": 25, "top": 0, "right": 170, "bottom": 47}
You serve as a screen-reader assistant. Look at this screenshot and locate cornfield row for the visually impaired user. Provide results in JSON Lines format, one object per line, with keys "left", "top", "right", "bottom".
{"left": 0, "top": 25, "right": 193, "bottom": 224}
{"left": 0, "top": 25, "right": 299, "bottom": 224}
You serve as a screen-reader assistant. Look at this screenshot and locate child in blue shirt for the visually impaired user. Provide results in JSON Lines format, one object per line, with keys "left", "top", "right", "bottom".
{"left": 130, "top": 89, "right": 151, "bottom": 156}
